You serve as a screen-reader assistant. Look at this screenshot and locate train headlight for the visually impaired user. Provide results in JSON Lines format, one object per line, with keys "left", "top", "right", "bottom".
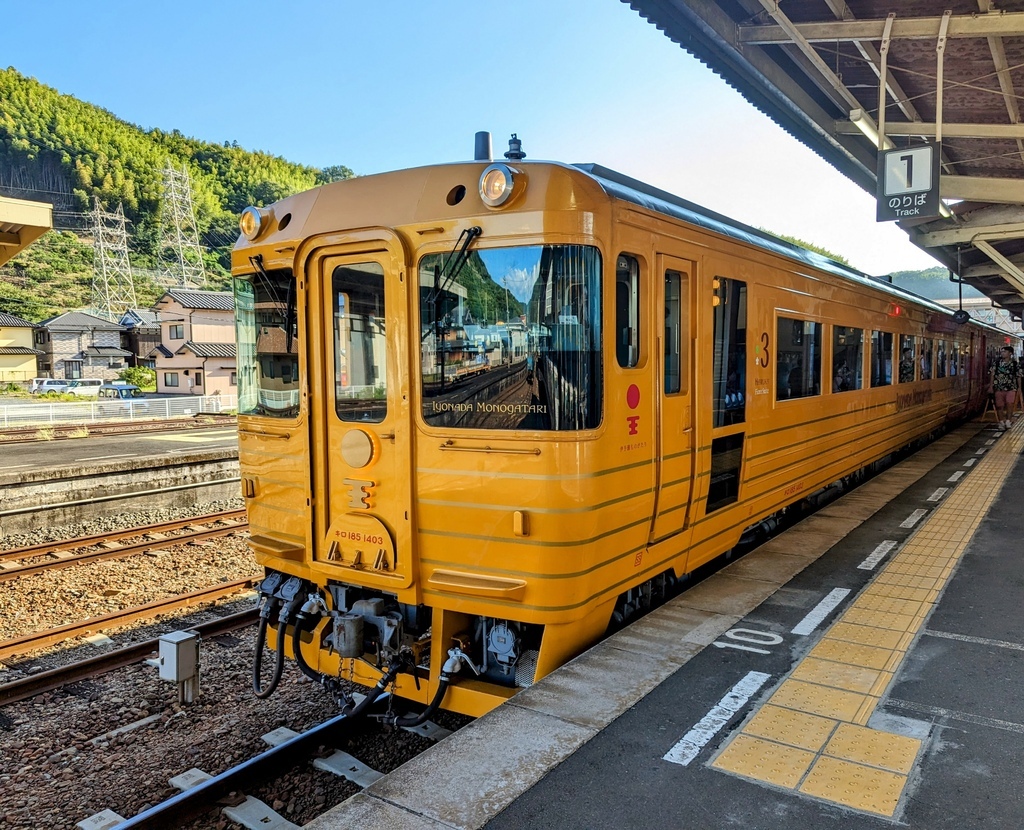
{"left": 239, "top": 206, "right": 265, "bottom": 241}
{"left": 479, "top": 163, "right": 516, "bottom": 207}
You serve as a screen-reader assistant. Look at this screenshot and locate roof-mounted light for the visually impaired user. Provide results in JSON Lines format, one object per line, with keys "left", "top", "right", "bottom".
{"left": 239, "top": 206, "right": 266, "bottom": 241}
{"left": 479, "top": 163, "right": 517, "bottom": 207}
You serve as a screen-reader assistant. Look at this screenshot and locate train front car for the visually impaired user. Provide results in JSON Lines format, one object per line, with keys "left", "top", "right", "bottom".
{"left": 232, "top": 156, "right": 642, "bottom": 719}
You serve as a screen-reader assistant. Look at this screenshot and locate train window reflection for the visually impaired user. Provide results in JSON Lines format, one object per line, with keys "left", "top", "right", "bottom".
{"left": 871, "top": 331, "right": 893, "bottom": 387}
{"left": 776, "top": 317, "right": 821, "bottom": 400}
{"left": 233, "top": 269, "right": 300, "bottom": 418}
{"left": 332, "top": 262, "right": 387, "bottom": 423}
{"left": 832, "top": 326, "right": 863, "bottom": 392}
{"left": 418, "top": 244, "right": 602, "bottom": 431}
{"left": 712, "top": 277, "right": 746, "bottom": 426}
{"left": 616, "top": 254, "right": 640, "bottom": 368}
{"left": 920, "top": 338, "right": 933, "bottom": 380}
{"left": 898, "top": 335, "right": 916, "bottom": 383}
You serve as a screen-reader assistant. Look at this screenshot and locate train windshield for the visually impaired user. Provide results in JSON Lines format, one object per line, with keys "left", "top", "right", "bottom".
{"left": 419, "top": 244, "right": 602, "bottom": 431}
{"left": 233, "top": 268, "right": 300, "bottom": 418}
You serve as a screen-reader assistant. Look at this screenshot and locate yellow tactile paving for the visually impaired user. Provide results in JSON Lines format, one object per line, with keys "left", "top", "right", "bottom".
{"left": 790, "top": 657, "right": 893, "bottom": 696}
{"left": 711, "top": 734, "right": 816, "bottom": 788}
{"left": 799, "top": 756, "right": 908, "bottom": 816}
{"left": 742, "top": 705, "right": 838, "bottom": 752}
{"left": 806, "top": 637, "right": 903, "bottom": 671}
{"left": 708, "top": 421, "right": 1024, "bottom": 817}
{"left": 823, "top": 723, "right": 920, "bottom": 774}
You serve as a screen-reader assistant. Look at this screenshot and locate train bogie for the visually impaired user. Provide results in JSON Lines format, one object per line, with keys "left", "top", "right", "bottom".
{"left": 234, "top": 143, "right": 1015, "bottom": 720}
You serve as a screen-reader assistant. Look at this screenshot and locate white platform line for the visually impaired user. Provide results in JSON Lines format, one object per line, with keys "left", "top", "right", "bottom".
{"left": 965, "top": 458, "right": 978, "bottom": 467}
{"left": 947, "top": 471, "right": 965, "bottom": 483}
{"left": 900, "top": 509, "right": 928, "bottom": 529}
{"left": 927, "top": 487, "right": 949, "bottom": 502}
{"left": 791, "top": 588, "right": 852, "bottom": 635}
{"left": 663, "top": 671, "right": 771, "bottom": 767}
{"left": 976, "top": 447, "right": 988, "bottom": 455}
{"left": 858, "top": 540, "right": 898, "bottom": 571}
{"left": 985, "top": 438, "right": 996, "bottom": 446}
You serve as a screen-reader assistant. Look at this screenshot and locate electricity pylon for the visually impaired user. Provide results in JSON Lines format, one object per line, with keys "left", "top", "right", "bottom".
{"left": 90, "top": 198, "right": 137, "bottom": 321}
{"left": 158, "top": 162, "right": 206, "bottom": 287}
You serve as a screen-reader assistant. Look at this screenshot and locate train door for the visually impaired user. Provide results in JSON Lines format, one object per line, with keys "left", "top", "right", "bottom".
{"left": 310, "top": 236, "right": 414, "bottom": 590}
{"left": 705, "top": 275, "right": 748, "bottom": 515}
{"left": 649, "top": 255, "right": 695, "bottom": 541}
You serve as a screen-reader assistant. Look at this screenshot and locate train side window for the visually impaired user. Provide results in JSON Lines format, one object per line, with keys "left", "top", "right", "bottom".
{"left": 616, "top": 254, "right": 640, "bottom": 368}
{"left": 920, "top": 338, "right": 933, "bottom": 380}
{"left": 936, "top": 341, "right": 947, "bottom": 378}
{"left": 898, "top": 334, "right": 916, "bottom": 383}
{"left": 712, "top": 277, "right": 746, "bottom": 426}
{"left": 870, "top": 330, "right": 893, "bottom": 386}
{"left": 832, "top": 326, "right": 863, "bottom": 392}
{"left": 664, "top": 269, "right": 687, "bottom": 394}
{"left": 776, "top": 316, "right": 821, "bottom": 399}
{"left": 332, "top": 261, "right": 387, "bottom": 423}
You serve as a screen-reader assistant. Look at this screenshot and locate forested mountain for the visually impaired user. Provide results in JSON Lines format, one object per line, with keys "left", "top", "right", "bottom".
{"left": 0, "top": 67, "right": 352, "bottom": 321}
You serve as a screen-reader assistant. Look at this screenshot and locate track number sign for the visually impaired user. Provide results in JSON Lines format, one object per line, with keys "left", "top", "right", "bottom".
{"left": 877, "top": 141, "right": 941, "bottom": 222}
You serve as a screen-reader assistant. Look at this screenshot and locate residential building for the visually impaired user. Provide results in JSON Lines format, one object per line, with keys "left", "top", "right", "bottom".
{"left": 119, "top": 308, "right": 161, "bottom": 369}
{"left": 0, "top": 310, "right": 43, "bottom": 383}
{"left": 34, "top": 311, "right": 130, "bottom": 381}
{"left": 151, "top": 289, "right": 236, "bottom": 396}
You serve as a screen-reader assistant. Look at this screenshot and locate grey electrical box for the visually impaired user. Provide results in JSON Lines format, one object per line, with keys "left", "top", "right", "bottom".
{"left": 158, "top": 631, "right": 199, "bottom": 682}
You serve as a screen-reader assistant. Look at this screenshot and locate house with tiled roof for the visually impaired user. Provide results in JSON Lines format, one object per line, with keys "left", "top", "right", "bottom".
{"left": 35, "top": 311, "right": 130, "bottom": 382}
{"left": 118, "top": 308, "right": 161, "bottom": 369}
{"left": 150, "top": 289, "right": 236, "bottom": 396}
{"left": 0, "top": 310, "right": 43, "bottom": 383}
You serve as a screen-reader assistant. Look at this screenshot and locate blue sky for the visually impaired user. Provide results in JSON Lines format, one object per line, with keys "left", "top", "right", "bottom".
{"left": 3, "top": 0, "right": 939, "bottom": 274}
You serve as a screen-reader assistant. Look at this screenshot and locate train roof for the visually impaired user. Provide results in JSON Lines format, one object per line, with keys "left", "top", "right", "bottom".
{"left": 573, "top": 163, "right": 1008, "bottom": 336}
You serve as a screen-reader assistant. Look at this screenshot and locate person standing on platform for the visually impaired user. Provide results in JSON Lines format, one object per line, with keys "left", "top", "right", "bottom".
{"left": 990, "top": 346, "right": 1020, "bottom": 430}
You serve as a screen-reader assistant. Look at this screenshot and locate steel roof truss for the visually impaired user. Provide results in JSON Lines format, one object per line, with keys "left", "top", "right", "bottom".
{"left": 738, "top": 12, "right": 1024, "bottom": 45}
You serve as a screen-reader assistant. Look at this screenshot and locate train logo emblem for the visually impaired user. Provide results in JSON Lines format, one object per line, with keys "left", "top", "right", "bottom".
{"left": 626, "top": 384, "right": 641, "bottom": 435}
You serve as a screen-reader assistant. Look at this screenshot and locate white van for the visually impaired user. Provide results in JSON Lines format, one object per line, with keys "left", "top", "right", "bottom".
{"left": 65, "top": 378, "right": 104, "bottom": 397}
{"left": 29, "top": 378, "right": 69, "bottom": 394}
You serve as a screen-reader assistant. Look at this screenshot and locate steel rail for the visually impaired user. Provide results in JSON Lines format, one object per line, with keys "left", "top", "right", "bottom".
{"left": 113, "top": 694, "right": 395, "bottom": 829}
{"left": 0, "top": 509, "right": 247, "bottom": 565}
{"left": 0, "top": 579, "right": 259, "bottom": 660}
{"left": 0, "top": 416, "right": 236, "bottom": 444}
{"left": 0, "top": 609, "right": 259, "bottom": 706}
{"left": 0, "top": 520, "right": 249, "bottom": 581}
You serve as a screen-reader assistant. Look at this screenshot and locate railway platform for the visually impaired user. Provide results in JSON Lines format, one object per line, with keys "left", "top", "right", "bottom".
{"left": 306, "top": 416, "right": 1024, "bottom": 829}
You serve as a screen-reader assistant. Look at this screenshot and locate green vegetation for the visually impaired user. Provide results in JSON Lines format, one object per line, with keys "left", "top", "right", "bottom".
{"left": 0, "top": 67, "right": 353, "bottom": 321}
{"left": 118, "top": 366, "right": 156, "bottom": 390}
{"left": 759, "top": 229, "right": 850, "bottom": 266}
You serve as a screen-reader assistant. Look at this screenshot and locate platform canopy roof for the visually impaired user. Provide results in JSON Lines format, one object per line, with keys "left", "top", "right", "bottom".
{"left": 626, "top": 0, "right": 1024, "bottom": 321}
{"left": 0, "top": 195, "right": 52, "bottom": 267}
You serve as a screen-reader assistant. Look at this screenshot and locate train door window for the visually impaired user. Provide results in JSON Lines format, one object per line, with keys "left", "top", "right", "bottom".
{"left": 616, "top": 254, "right": 640, "bottom": 368}
{"left": 898, "top": 335, "right": 916, "bottom": 383}
{"left": 332, "top": 262, "right": 387, "bottom": 423}
{"left": 712, "top": 277, "right": 746, "bottom": 426}
{"left": 707, "top": 433, "right": 743, "bottom": 512}
{"left": 936, "top": 342, "right": 947, "bottom": 379}
{"left": 870, "top": 330, "right": 893, "bottom": 386}
{"left": 664, "top": 269, "right": 687, "bottom": 394}
{"left": 776, "top": 316, "right": 821, "bottom": 400}
{"left": 832, "top": 326, "right": 863, "bottom": 392}
{"left": 920, "top": 338, "right": 933, "bottom": 380}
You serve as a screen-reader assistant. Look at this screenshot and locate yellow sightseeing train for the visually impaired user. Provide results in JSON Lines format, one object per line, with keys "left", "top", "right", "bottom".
{"left": 232, "top": 135, "right": 1012, "bottom": 720}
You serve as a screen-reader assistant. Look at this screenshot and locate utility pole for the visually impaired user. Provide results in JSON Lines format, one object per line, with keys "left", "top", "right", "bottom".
{"left": 158, "top": 162, "right": 206, "bottom": 287}
{"left": 90, "top": 198, "right": 137, "bottom": 321}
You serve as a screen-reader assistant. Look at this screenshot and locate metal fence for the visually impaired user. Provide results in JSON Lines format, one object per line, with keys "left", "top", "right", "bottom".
{"left": 0, "top": 394, "right": 237, "bottom": 427}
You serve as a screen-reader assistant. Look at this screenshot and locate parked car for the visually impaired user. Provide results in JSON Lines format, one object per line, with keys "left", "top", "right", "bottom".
{"left": 96, "top": 383, "right": 149, "bottom": 415}
{"left": 65, "top": 379, "right": 104, "bottom": 397}
{"left": 30, "top": 378, "right": 69, "bottom": 394}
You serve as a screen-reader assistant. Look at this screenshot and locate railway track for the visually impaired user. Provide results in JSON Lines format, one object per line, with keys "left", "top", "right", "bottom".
{"left": 0, "top": 579, "right": 259, "bottom": 661}
{"left": 0, "top": 608, "right": 259, "bottom": 706}
{"left": 0, "top": 509, "right": 249, "bottom": 579}
{"left": 0, "top": 415, "right": 236, "bottom": 444}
